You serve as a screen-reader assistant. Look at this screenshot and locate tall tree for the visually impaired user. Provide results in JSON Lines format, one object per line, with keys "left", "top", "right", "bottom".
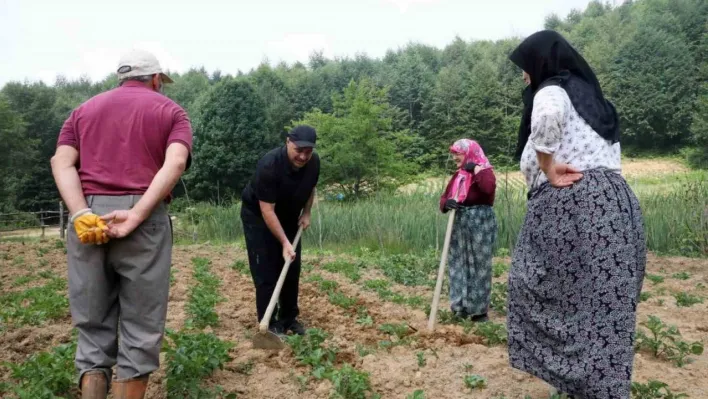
{"left": 609, "top": 25, "right": 696, "bottom": 150}
{"left": 185, "top": 78, "right": 278, "bottom": 201}
{"left": 293, "top": 78, "right": 411, "bottom": 197}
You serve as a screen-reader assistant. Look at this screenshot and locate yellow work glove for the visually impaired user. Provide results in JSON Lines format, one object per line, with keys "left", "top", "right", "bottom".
{"left": 71, "top": 209, "right": 110, "bottom": 245}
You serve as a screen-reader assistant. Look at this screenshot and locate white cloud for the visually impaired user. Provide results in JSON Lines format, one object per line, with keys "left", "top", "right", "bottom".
{"left": 381, "top": 0, "right": 441, "bottom": 13}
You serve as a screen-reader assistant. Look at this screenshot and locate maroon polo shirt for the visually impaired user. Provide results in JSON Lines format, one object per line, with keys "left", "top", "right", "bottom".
{"left": 57, "top": 81, "right": 193, "bottom": 198}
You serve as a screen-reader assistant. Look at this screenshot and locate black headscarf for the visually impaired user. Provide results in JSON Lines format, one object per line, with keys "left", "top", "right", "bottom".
{"left": 509, "top": 30, "right": 620, "bottom": 159}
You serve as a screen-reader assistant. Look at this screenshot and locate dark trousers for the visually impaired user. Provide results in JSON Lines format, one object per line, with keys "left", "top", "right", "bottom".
{"left": 240, "top": 207, "right": 301, "bottom": 325}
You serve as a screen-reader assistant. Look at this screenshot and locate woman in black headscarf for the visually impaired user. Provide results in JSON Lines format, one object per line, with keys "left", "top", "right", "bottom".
{"left": 506, "top": 30, "right": 647, "bottom": 399}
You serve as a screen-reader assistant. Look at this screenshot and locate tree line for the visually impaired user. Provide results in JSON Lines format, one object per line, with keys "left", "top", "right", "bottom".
{"left": 1, "top": 0, "right": 706, "bottom": 210}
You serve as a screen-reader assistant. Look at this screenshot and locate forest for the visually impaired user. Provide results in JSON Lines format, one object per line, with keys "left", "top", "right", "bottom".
{"left": 0, "top": 0, "right": 706, "bottom": 211}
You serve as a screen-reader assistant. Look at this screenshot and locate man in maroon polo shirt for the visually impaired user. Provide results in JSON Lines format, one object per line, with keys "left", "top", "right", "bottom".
{"left": 51, "top": 49, "right": 192, "bottom": 399}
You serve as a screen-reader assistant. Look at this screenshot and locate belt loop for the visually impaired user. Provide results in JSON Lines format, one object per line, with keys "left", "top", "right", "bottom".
{"left": 86, "top": 195, "right": 94, "bottom": 208}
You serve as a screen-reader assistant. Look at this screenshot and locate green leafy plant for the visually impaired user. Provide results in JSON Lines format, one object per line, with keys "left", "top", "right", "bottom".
{"left": 230, "top": 259, "right": 249, "bottom": 275}
{"left": 493, "top": 262, "right": 509, "bottom": 278}
{"left": 323, "top": 260, "right": 363, "bottom": 282}
{"left": 631, "top": 380, "right": 688, "bottom": 399}
{"left": 0, "top": 278, "right": 68, "bottom": 329}
{"left": 379, "top": 323, "right": 411, "bottom": 341}
{"left": 163, "top": 328, "right": 234, "bottom": 398}
{"left": 363, "top": 279, "right": 426, "bottom": 310}
{"left": 640, "top": 292, "right": 653, "bottom": 302}
{"left": 187, "top": 257, "right": 224, "bottom": 329}
{"left": 463, "top": 374, "right": 487, "bottom": 389}
{"left": 376, "top": 253, "right": 436, "bottom": 287}
{"left": 234, "top": 360, "right": 255, "bottom": 376}
{"left": 329, "top": 291, "right": 358, "bottom": 309}
{"left": 416, "top": 351, "right": 426, "bottom": 367}
{"left": 634, "top": 315, "right": 704, "bottom": 367}
{"left": 490, "top": 282, "right": 507, "bottom": 314}
{"left": 286, "top": 328, "right": 378, "bottom": 398}
{"left": 287, "top": 328, "right": 338, "bottom": 378}
{"left": 673, "top": 292, "right": 704, "bottom": 307}
{"left": 407, "top": 390, "right": 425, "bottom": 399}
{"left": 1, "top": 340, "right": 77, "bottom": 399}
{"left": 646, "top": 274, "right": 665, "bottom": 284}
{"left": 671, "top": 272, "right": 690, "bottom": 280}
{"left": 356, "top": 344, "right": 375, "bottom": 357}
{"left": 474, "top": 321, "right": 508, "bottom": 346}
{"left": 329, "top": 363, "right": 380, "bottom": 399}
{"left": 356, "top": 307, "right": 374, "bottom": 326}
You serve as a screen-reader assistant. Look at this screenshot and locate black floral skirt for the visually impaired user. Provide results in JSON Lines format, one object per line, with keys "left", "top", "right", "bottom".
{"left": 508, "top": 169, "right": 647, "bottom": 399}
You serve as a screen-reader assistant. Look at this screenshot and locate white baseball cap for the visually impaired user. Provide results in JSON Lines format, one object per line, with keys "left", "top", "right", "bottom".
{"left": 116, "top": 49, "right": 173, "bottom": 83}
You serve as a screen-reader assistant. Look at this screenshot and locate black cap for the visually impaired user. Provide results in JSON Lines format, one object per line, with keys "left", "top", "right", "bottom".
{"left": 288, "top": 125, "right": 317, "bottom": 148}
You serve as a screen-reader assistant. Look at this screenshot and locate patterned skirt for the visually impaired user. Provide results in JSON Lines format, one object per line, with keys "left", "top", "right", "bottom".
{"left": 448, "top": 205, "right": 497, "bottom": 317}
{"left": 508, "top": 169, "right": 646, "bottom": 399}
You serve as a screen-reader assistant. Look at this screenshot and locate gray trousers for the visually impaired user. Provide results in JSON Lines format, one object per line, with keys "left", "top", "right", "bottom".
{"left": 67, "top": 195, "right": 172, "bottom": 385}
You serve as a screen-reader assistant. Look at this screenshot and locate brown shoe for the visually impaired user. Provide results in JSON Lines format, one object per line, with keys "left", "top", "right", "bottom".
{"left": 80, "top": 370, "right": 108, "bottom": 399}
{"left": 111, "top": 375, "right": 149, "bottom": 399}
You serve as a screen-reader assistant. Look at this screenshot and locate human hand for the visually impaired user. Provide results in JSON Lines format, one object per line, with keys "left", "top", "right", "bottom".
{"left": 73, "top": 210, "right": 110, "bottom": 244}
{"left": 100, "top": 210, "right": 145, "bottom": 238}
{"left": 282, "top": 241, "right": 296, "bottom": 263}
{"left": 444, "top": 199, "right": 459, "bottom": 211}
{"left": 298, "top": 212, "right": 311, "bottom": 230}
{"left": 547, "top": 163, "right": 583, "bottom": 188}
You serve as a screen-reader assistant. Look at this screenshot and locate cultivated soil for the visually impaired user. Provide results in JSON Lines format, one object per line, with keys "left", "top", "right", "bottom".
{"left": 1, "top": 240, "right": 706, "bottom": 398}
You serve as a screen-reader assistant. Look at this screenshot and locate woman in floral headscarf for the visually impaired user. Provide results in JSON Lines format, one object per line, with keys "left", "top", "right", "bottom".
{"left": 439, "top": 139, "right": 497, "bottom": 322}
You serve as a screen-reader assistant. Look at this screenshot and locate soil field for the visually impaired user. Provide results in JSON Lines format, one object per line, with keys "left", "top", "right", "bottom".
{"left": 0, "top": 240, "right": 706, "bottom": 398}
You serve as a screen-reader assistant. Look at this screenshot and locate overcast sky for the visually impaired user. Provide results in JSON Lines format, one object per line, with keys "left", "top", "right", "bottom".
{"left": 1, "top": 0, "right": 602, "bottom": 86}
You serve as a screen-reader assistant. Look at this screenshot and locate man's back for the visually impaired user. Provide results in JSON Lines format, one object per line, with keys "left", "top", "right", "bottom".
{"left": 57, "top": 81, "right": 192, "bottom": 196}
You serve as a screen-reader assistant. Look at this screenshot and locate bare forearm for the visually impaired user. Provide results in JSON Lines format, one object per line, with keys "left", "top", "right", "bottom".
{"left": 536, "top": 151, "right": 554, "bottom": 176}
{"left": 51, "top": 165, "right": 87, "bottom": 216}
{"left": 262, "top": 209, "right": 289, "bottom": 245}
{"left": 303, "top": 188, "right": 316, "bottom": 215}
{"left": 132, "top": 162, "right": 185, "bottom": 220}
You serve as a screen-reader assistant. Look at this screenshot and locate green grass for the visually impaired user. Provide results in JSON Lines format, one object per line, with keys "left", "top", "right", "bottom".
{"left": 174, "top": 174, "right": 707, "bottom": 256}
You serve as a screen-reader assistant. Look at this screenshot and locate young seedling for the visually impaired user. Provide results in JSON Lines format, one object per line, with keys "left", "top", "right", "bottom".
{"left": 230, "top": 259, "right": 249, "bottom": 275}
{"left": 490, "top": 282, "right": 507, "bottom": 315}
{"left": 234, "top": 360, "right": 255, "bottom": 376}
{"left": 407, "top": 390, "right": 425, "bottom": 399}
{"left": 646, "top": 274, "right": 664, "bottom": 285}
{"left": 634, "top": 315, "right": 704, "bottom": 367}
{"left": 671, "top": 272, "right": 690, "bottom": 280}
{"left": 416, "top": 351, "right": 426, "bottom": 367}
{"left": 329, "top": 291, "right": 358, "bottom": 309}
{"left": 630, "top": 380, "right": 688, "bottom": 399}
{"left": 673, "top": 292, "right": 704, "bottom": 307}
{"left": 356, "top": 307, "right": 374, "bottom": 326}
{"left": 640, "top": 292, "right": 652, "bottom": 302}
{"left": 474, "top": 321, "right": 508, "bottom": 346}
{"left": 493, "top": 262, "right": 509, "bottom": 278}
{"left": 464, "top": 374, "right": 487, "bottom": 389}
{"left": 323, "top": 260, "right": 363, "bottom": 282}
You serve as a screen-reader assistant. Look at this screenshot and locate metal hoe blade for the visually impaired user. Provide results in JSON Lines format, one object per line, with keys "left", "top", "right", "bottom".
{"left": 252, "top": 330, "right": 286, "bottom": 350}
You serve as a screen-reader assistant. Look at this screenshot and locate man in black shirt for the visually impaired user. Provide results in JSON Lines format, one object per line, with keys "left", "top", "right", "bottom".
{"left": 240, "top": 125, "right": 320, "bottom": 336}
